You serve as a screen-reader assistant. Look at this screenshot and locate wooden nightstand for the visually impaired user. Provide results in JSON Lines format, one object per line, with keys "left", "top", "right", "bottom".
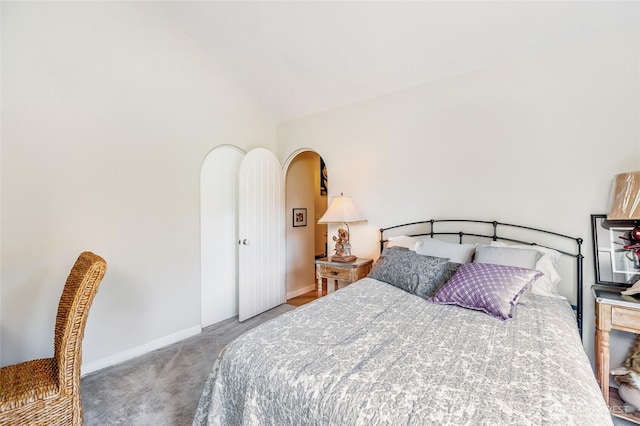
{"left": 594, "top": 285, "right": 640, "bottom": 424}
{"left": 315, "top": 257, "right": 373, "bottom": 296}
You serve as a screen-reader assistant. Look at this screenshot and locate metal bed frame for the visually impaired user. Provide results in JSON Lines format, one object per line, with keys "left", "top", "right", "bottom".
{"left": 379, "top": 219, "right": 584, "bottom": 337}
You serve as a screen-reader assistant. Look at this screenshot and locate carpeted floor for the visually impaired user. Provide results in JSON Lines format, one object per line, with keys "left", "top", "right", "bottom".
{"left": 81, "top": 304, "right": 296, "bottom": 426}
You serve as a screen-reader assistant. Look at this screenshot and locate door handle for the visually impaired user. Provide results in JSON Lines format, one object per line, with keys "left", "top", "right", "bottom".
{"left": 241, "top": 239, "right": 250, "bottom": 245}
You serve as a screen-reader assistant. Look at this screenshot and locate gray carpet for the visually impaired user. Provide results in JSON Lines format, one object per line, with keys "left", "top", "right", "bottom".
{"left": 81, "top": 304, "right": 296, "bottom": 426}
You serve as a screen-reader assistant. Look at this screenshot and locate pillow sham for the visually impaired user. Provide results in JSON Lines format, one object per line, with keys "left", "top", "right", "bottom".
{"left": 415, "top": 238, "right": 476, "bottom": 263}
{"left": 429, "top": 262, "right": 542, "bottom": 320}
{"left": 474, "top": 245, "right": 539, "bottom": 269}
{"left": 387, "top": 235, "right": 423, "bottom": 251}
{"left": 490, "top": 241, "right": 564, "bottom": 299}
{"left": 369, "top": 246, "right": 452, "bottom": 298}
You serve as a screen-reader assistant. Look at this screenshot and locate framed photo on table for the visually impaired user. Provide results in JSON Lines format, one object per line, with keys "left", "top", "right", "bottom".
{"left": 293, "top": 208, "right": 307, "bottom": 227}
{"left": 592, "top": 214, "right": 640, "bottom": 286}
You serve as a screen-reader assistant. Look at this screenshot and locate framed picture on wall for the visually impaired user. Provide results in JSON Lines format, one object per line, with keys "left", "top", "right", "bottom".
{"left": 293, "top": 208, "right": 307, "bottom": 227}
{"left": 320, "top": 157, "right": 327, "bottom": 196}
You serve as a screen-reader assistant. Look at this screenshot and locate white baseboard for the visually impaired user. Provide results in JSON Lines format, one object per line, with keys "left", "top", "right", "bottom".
{"left": 286, "top": 284, "right": 316, "bottom": 300}
{"left": 81, "top": 325, "right": 201, "bottom": 376}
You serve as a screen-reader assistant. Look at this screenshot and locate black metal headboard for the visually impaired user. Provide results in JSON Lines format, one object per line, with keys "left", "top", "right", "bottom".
{"left": 379, "top": 219, "right": 584, "bottom": 337}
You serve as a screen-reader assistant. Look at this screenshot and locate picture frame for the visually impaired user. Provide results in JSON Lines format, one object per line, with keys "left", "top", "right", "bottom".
{"left": 320, "top": 157, "right": 328, "bottom": 196}
{"left": 592, "top": 213, "right": 640, "bottom": 286}
{"left": 293, "top": 208, "right": 307, "bottom": 227}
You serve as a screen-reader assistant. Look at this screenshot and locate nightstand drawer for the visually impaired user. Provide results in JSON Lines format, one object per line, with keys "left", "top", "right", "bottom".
{"left": 612, "top": 306, "right": 640, "bottom": 331}
{"left": 317, "top": 264, "right": 351, "bottom": 281}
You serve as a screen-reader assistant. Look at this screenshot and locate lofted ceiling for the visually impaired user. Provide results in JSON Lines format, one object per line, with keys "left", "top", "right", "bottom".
{"left": 157, "top": 1, "right": 640, "bottom": 123}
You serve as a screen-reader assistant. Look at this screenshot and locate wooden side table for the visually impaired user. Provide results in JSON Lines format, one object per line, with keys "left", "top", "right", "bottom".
{"left": 594, "top": 285, "right": 640, "bottom": 424}
{"left": 315, "top": 257, "right": 373, "bottom": 296}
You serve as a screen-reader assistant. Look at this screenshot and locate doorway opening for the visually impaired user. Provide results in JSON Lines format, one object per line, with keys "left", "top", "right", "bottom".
{"left": 284, "top": 150, "right": 328, "bottom": 302}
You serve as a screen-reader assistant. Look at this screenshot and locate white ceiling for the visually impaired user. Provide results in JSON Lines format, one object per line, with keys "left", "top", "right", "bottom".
{"left": 157, "top": 1, "right": 640, "bottom": 123}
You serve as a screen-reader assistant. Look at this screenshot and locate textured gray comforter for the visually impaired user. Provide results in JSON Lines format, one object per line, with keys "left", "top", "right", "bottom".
{"left": 194, "top": 278, "right": 611, "bottom": 425}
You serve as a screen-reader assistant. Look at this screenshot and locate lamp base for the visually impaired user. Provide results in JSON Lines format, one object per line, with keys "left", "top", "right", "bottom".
{"left": 330, "top": 255, "right": 357, "bottom": 263}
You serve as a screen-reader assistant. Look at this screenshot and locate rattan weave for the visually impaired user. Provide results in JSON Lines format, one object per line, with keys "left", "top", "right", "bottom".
{"left": 0, "top": 252, "right": 107, "bottom": 425}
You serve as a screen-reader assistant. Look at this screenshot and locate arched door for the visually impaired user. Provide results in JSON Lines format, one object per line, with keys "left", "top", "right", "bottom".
{"left": 200, "top": 145, "right": 245, "bottom": 327}
{"left": 238, "top": 148, "right": 286, "bottom": 321}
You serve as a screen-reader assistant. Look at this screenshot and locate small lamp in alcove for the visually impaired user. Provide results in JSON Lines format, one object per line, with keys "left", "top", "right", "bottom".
{"left": 318, "top": 193, "right": 367, "bottom": 263}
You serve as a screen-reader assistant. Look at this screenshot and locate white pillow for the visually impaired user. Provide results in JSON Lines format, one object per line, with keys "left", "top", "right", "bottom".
{"left": 490, "top": 241, "right": 564, "bottom": 299}
{"left": 415, "top": 238, "right": 476, "bottom": 263}
{"left": 387, "top": 235, "right": 423, "bottom": 251}
{"left": 474, "top": 245, "right": 539, "bottom": 269}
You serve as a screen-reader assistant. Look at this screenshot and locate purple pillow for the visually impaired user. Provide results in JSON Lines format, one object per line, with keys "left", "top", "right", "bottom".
{"left": 429, "top": 262, "right": 542, "bottom": 320}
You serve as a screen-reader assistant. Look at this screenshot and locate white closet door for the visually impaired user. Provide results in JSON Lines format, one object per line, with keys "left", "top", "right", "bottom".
{"left": 238, "top": 148, "right": 286, "bottom": 321}
{"left": 200, "top": 145, "right": 245, "bottom": 327}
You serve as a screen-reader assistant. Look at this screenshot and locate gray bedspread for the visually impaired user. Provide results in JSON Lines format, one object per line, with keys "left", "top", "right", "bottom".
{"left": 194, "top": 278, "right": 611, "bottom": 425}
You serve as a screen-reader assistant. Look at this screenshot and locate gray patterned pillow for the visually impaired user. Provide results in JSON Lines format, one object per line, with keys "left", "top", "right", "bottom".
{"left": 436, "top": 261, "right": 463, "bottom": 292}
{"left": 369, "top": 246, "right": 452, "bottom": 298}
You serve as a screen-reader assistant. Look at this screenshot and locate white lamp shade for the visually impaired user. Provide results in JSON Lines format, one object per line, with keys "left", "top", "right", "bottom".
{"left": 318, "top": 194, "right": 366, "bottom": 224}
{"left": 608, "top": 171, "right": 640, "bottom": 220}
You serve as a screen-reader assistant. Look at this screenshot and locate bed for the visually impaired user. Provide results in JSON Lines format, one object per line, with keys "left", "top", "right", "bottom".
{"left": 194, "top": 219, "right": 611, "bottom": 425}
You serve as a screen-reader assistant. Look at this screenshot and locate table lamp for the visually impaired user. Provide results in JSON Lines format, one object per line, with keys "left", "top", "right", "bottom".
{"left": 318, "top": 193, "right": 367, "bottom": 263}
{"left": 609, "top": 171, "right": 640, "bottom": 222}
{"left": 608, "top": 171, "right": 640, "bottom": 293}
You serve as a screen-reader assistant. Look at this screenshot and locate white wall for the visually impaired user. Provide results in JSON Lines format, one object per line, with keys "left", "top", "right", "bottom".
{"left": 0, "top": 2, "right": 276, "bottom": 370}
{"left": 285, "top": 151, "right": 318, "bottom": 298}
{"left": 278, "top": 30, "right": 640, "bottom": 366}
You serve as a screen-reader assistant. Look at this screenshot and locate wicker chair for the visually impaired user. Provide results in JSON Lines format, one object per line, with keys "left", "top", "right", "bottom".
{"left": 0, "top": 251, "right": 107, "bottom": 426}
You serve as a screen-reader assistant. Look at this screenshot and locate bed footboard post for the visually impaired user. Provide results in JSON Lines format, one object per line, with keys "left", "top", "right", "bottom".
{"left": 379, "top": 228, "right": 384, "bottom": 254}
